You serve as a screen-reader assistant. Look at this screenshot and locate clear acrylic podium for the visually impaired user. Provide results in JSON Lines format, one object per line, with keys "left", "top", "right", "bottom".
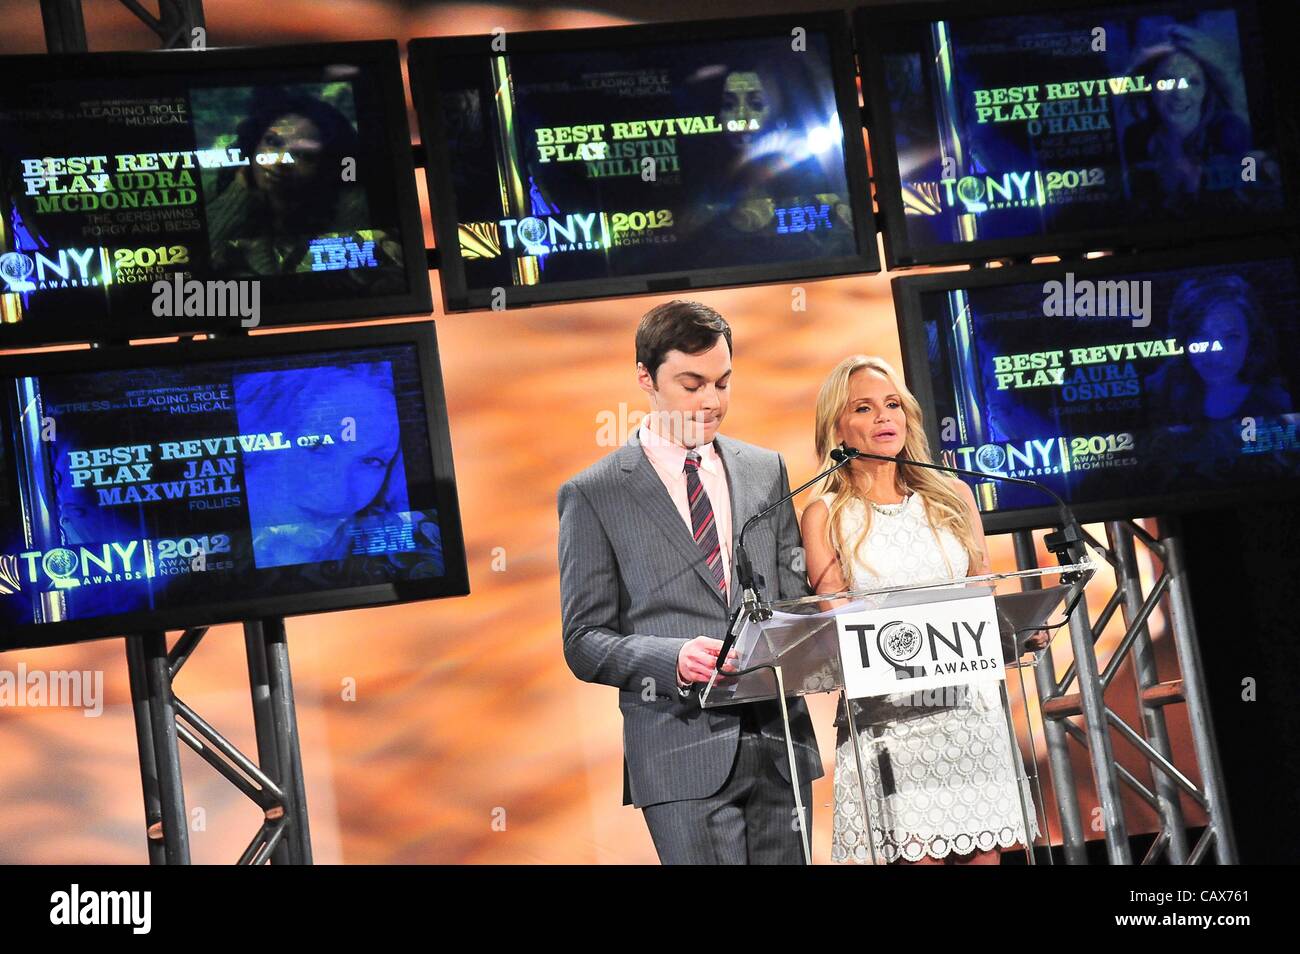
{"left": 700, "top": 559, "right": 1096, "bottom": 865}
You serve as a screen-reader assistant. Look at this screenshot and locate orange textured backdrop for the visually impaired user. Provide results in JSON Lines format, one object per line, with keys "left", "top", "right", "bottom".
{"left": 0, "top": 0, "right": 1204, "bottom": 863}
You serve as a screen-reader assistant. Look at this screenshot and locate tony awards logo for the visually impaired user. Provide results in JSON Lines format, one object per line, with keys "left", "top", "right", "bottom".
{"left": 0, "top": 247, "right": 103, "bottom": 291}
{"left": 0, "top": 251, "right": 36, "bottom": 292}
{"left": 877, "top": 620, "right": 923, "bottom": 669}
{"left": 41, "top": 548, "right": 81, "bottom": 588}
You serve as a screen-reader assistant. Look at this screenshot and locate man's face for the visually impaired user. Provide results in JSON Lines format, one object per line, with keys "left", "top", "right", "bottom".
{"left": 638, "top": 336, "right": 731, "bottom": 448}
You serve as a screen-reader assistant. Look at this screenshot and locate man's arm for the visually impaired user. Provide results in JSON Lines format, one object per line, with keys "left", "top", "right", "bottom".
{"left": 558, "top": 479, "right": 687, "bottom": 696}
{"left": 774, "top": 455, "right": 815, "bottom": 603}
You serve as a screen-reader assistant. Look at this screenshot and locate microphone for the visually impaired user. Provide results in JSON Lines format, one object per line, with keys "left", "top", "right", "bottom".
{"left": 833, "top": 444, "right": 1093, "bottom": 653}
{"left": 836, "top": 444, "right": 1089, "bottom": 576}
{"left": 715, "top": 449, "right": 858, "bottom": 670}
{"left": 715, "top": 443, "right": 1090, "bottom": 673}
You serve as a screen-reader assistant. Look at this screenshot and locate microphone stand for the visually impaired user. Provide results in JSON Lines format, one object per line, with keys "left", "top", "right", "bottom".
{"left": 835, "top": 446, "right": 1092, "bottom": 633}
{"left": 716, "top": 448, "right": 858, "bottom": 669}
{"left": 716, "top": 445, "right": 1092, "bottom": 672}
{"left": 842, "top": 447, "right": 1089, "bottom": 578}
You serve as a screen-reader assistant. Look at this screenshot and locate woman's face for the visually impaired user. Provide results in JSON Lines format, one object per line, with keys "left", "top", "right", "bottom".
{"left": 252, "top": 112, "right": 324, "bottom": 196}
{"left": 720, "top": 71, "right": 772, "bottom": 147}
{"left": 1152, "top": 52, "right": 1207, "bottom": 132}
{"left": 252, "top": 376, "right": 401, "bottom": 521}
{"left": 1189, "top": 302, "right": 1250, "bottom": 386}
{"left": 836, "top": 369, "right": 908, "bottom": 458}
{"left": 301, "top": 384, "right": 399, "bottom": 518}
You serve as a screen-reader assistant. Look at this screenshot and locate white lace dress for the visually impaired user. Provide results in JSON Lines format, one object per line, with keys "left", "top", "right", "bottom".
{"left": 827, "top": 492, "right": 1038, "bottom": 863}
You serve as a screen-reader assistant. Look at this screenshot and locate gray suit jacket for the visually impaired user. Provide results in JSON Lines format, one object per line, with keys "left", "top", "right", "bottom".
{"left": 558, "top": 429, "right": 823, "bottom": 808}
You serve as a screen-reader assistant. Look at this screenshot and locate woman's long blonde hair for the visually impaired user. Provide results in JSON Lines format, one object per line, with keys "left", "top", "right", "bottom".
{"left": 812, "top": 355, "right": 981, "bottom": 585}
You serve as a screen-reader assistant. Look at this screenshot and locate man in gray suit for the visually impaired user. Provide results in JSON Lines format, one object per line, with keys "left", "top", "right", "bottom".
{"left": 558, "top": 299, "right": 822, "bottom": 864}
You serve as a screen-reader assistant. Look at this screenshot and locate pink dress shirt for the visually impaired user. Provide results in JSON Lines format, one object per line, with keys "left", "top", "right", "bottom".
{"left": 637, "top": 416, "right": 733, "bottom": 602}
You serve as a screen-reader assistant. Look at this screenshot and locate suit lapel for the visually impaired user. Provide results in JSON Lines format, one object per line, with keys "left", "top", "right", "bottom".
{"left": 619, "top": 429, "right": 743, "bottom": 609}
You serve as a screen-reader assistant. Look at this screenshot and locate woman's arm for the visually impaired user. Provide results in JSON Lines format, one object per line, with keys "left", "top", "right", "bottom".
{"left": 799, "top": 496, "right": 851, "bottom": 611}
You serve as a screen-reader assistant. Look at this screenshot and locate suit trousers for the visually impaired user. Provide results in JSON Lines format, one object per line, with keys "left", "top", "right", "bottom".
{"left": 641, "top": 702, "right": 813, "bottom": 864}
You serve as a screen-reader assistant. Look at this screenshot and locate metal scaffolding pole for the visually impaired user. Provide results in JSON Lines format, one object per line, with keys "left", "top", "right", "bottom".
{"left": 1012, "top": 530, "right": 1088, "bottom": 864}
{"left": 1064, "top": 577, "right": 1133, "bottom": 862}
{"left": 1159, "top": 518, "right": 1237, "bottom": 864}
{"left": 1107, "top": 520, "right": 1188, "bottom": 863}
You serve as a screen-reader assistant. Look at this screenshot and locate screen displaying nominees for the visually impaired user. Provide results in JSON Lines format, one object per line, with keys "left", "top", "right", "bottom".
{"left": 859, "top": 0, "right": 1297, "bottom": 267}
{"left": 893, "top": 242, "right": 1300, "bottom": 531}
{"left": 0, "top": 323, "right": 468, "bottom": 651}
{"left": 410, "top": 12, "right": 877, "bottom": 311}
{"left": 0, "top": 41, "right": 431, "bottom": 347}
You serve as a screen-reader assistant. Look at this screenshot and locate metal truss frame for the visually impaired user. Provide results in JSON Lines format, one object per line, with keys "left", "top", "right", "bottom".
{"left": 41, "top": 0, "right": 206, "bottom": 52}
{"left": 1011, "top": 518, "right": 1236, "bottom": 864}
{"left": 125, "top": 621, "right": 314, "bottom": 865}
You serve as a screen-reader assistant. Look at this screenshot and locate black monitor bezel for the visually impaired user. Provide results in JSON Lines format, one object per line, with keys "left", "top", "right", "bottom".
{"left": 0, "top": 321, "right": 469, "bottom": 652}
{"left": 856, "top": 0, "right": 1300, "bottom": 269}
{"left": 891, "top": 238, "right": 1300, "bottom": 533}
{"left": 0, "top": 40, "right": 432, "bottom": 348}
{"left": 409, "top": 11, "right": 880, "bottom": 313}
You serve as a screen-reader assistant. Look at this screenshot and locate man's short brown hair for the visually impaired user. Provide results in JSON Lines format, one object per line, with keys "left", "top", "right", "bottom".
{"left": 636, "top": 300, "right": 733, "bottom": 382}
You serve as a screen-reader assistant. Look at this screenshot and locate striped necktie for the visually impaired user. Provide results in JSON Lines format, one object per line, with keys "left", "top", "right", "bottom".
{"left": 684, "top": 449, "right": 727, "bottom": 599}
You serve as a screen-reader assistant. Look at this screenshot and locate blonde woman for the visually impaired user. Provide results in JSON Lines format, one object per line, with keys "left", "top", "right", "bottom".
{"left": 800, "top": 355, "right": 1038, "bottom": 865}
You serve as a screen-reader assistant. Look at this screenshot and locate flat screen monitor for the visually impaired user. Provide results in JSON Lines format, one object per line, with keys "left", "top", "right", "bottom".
{"left": 0, "top": 322, "right": 467, "bottom": 650}
{"left": 893, "top": 241, "right": 1300, "bottom": 531}
{"left": 0, "top": 41, "right": 431, "bottom": 347}
{"left": 858, "top": 0, "right": 1298, "bottom": 267}
{"left": 410, "top": 12, "right": 878, "bottom": 311}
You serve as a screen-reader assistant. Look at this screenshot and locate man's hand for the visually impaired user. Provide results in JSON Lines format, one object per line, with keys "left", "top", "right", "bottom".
{"left": 677, "top": 636, "right": 739, "bottom": 686}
